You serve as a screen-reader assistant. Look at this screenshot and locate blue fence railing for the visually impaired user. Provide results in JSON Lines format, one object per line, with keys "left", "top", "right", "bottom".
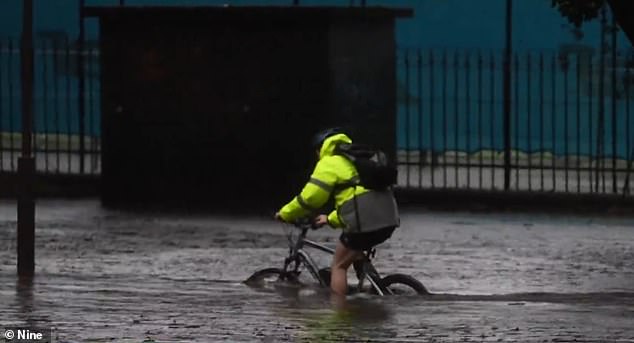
{"left": 398, "top": 49, "right": 634, "bottom": 157}
{"left": 3, "top": 36, "right": 634, "bottom": 195}
{"left": 0, "top": 37, "right": 101, "bottom": 175}
{"left": 397, "top": 47, "right": 634, "bottom": 194}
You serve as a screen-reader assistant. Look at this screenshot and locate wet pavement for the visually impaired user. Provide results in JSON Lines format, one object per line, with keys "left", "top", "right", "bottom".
{"left": 0, "top": 199, "right": 633, "bottom": 342}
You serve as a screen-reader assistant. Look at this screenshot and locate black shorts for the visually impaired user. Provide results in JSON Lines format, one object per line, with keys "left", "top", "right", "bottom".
{"left": 339, "top": 226, "right": 396, "bottom": 251}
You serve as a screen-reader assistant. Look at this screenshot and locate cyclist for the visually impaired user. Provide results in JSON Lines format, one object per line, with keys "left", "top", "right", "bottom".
{"left": 275, "top": 127, "right": 399, "bottom": 295}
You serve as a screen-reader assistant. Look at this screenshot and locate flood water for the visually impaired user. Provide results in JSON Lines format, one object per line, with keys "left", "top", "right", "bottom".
{"left": 1, "top": 199, "right": 633, "bottom": 342}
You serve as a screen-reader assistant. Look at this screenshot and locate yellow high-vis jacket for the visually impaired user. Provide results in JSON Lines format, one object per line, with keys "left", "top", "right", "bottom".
{"left": 279, "top": 133, "right": 399, "bottom": 232}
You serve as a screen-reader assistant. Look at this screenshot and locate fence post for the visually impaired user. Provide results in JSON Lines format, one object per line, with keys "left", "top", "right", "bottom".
{"left": 539, "top": 53, "right": 545, "bottom": 191}
{"left": 442, "top": 50, "right": 448, "bottom": 188}
{"left": 597, "top": 5, "right": 607, "bottom": 193}
{"left": 611, "top": 12, "right": 618, "bottom": 194}
{"left": 9, "top": 39, "right": 16, "bottom": 172}
{"left": 477, "top": 52, "right": 483, "bottom": 189}
{"left": 404, "top": 50, "right": 410, "bottom": 187}
{"left": 465, "top": 52, "right": 471, "bottom": 189}
{"left": 18, "top": 0, "right": 35, "bottom": 277}
{"left": 78, "top": 0, "right": 86, "bottom": 174}
{"left": 0, "top": 39, "right": 4, "bottom": 172}
{"left": 503, "top": 0, "right": 513, "bottom": 191}
{"left": 490, "top": 52, "right": 496, "bottom": 190}
{"left": 429, "top": 50, "right": 436, "bottom": 187}
{"left": 454, "top": 51, "right": 460, "bottom": 188}
{"left": 623, "top": 57, "right": 632, "bottom": 195}
{"left": 527, "top": 52, "right": 532, "bottom": 191}
{"left": 417, "top": 49, "right": 423, "bottom": 188}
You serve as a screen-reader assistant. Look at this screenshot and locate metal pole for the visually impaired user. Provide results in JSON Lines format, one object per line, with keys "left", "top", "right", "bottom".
{"left": 503, "top": 0, "right": 513, "bottom": 191}
{"left": 611, "top": 12, "right": 617, "bottom": 194}
{"left": 18, "top": 0, "right": 35, "bottom": 277}
{"left": 597, "top": 5, "right": 606, "bottom": 192}
{"left": 78, "top": 0, "right": 86, "bottom": 174}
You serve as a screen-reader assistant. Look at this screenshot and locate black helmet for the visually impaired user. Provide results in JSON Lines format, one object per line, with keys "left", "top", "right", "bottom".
{"left": 312, "top": 127, "right": 346, "bottom": 149}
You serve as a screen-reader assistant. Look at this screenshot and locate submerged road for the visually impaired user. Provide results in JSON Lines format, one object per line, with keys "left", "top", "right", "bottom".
{"left": 0, "top": 199, "right": 633, "bottom": 342}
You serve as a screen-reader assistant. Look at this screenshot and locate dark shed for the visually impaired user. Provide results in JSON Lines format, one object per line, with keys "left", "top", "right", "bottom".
{"left": 86, "top": 6, "right": 412, "bottom": 211}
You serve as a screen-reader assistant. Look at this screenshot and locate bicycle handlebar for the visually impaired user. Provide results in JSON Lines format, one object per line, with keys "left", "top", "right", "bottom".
{"left": 292, "top": 217, "right": 320, "bottom": 231}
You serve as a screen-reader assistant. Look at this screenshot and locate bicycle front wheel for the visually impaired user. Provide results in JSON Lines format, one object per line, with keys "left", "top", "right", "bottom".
{"left": 379, "top": 274, "right": 429, "bottom": 295}
{"left": 244, "top": 268, "right": 296, "bottom": 285}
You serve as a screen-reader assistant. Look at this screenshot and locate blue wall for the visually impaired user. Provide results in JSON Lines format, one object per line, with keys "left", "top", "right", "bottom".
{"left": 0, "top": 0, "right": 633, "bottom": 158}
{"left": 397, "top": 51, "right": 634, "bottom": 158}
{"left": 0, "top": 0, "right": 631, "bottom": 49}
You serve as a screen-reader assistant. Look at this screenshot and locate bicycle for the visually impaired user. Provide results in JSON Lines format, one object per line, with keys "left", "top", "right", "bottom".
{"left": 244, "top": 218, "right": 428, "bottom": 296}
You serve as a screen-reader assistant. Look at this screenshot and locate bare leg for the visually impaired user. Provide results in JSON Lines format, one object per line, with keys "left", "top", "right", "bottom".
{"left": 330, "top": 241, "right": 363, "bottom": 295}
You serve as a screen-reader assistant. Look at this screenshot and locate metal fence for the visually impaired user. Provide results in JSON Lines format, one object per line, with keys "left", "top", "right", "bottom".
{"left": 0, "top": 37, "right": 101, "bottom": 175}
{"left": 397, "top": 47, "right": 634, "bottom": 196}
{"left": 3, "top": 37, "right": 634, "bottom": 197}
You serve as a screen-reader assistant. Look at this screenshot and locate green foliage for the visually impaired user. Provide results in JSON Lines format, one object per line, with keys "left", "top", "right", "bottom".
{"left": 551, "top": 0, "right": 606, "bottom": 27}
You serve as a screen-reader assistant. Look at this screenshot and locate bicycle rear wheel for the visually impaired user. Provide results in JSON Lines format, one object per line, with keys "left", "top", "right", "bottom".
{"left": 378, "top": 274, "right": 429, "bottom": 295}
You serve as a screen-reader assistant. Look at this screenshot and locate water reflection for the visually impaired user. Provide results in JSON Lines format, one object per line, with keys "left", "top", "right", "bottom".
{"left": 300, "top": 295, "right": 396, "bottom": 342}
{"left": 14, "top": 275, "right": 52, "bottom": 338}
{"left": 16, "top": 275, "right": 34, "bottom": 317}
{"left": 259, "top": 283, "right": 397, "bottom": 342}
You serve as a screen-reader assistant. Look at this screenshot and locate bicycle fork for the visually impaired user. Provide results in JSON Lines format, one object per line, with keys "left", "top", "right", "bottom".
{"left": 353, "top": 256, "right": 393, "bottom": 296}
{"left": 283, "top": 250, "right": 329, "bottom": 288}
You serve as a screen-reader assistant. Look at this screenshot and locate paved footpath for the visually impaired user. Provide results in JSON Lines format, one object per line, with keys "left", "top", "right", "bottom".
{"left": 0, "top": 199, "right": 633, "bottom": 342}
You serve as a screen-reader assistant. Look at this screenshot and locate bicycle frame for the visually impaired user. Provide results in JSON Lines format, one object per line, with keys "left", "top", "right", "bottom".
{"left": 282, "top": 223, "right": 392, "bottom": 296}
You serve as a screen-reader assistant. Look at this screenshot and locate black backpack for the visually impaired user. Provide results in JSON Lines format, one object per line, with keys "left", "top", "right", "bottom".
{"left": 334, "top": 143, "right": 398, "bottom": 190}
